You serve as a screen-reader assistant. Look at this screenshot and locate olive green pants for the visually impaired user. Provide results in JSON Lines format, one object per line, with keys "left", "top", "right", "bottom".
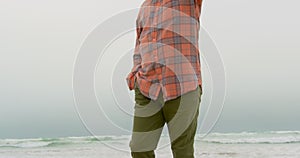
{"left": 130, "top": 83, "right": 202, "bottom": 158}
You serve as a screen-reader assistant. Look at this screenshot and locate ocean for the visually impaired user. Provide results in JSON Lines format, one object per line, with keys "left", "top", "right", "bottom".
{"left": 0, "top": 131, "right": 300, "bottom": 158}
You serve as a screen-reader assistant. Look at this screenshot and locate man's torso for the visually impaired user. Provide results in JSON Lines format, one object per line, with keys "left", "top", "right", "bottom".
{"left": 126, "top": 0, "right": 203, "bottom": 102}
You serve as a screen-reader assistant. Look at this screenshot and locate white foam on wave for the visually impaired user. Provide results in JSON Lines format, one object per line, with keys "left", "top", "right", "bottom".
{"left": 198, "top": 130, "right": 300, "bottom": 144}
{"left": 1, "top": 131, "right": 300, "bottom": 148}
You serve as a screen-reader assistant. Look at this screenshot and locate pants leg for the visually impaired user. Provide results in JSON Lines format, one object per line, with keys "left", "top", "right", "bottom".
{"left": 163, "top": 86, "right": 202, "bottom": 158}
{"left": 130, "top": 82, "right": 165, "bottom": 158}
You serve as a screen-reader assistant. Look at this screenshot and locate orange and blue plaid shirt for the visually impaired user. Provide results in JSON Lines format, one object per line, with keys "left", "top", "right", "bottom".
{"left": 126, "top": 0, "right": 203, "bottom": 102}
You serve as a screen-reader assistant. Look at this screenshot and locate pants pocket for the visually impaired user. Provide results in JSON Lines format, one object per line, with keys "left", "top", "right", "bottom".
{"left": 134, "top": 81, "right": 151, "bottom": 106}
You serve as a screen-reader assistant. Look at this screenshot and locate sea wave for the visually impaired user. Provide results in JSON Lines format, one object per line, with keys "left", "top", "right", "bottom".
{"left": 201, "top": 137, "right": 300, "bottom": 144}
{"left": 198, "top": 130, "right": 300, "bottom": 144}
{"left": 0, "top": 135, "right": 130, "bottom": 148}
{"left": 1, "top": 131, "right": 300, "bottom": 148}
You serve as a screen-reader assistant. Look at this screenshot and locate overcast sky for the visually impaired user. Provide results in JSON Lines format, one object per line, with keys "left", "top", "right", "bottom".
{"left": 0, "top": 0, "right": 299, "bottom": 139}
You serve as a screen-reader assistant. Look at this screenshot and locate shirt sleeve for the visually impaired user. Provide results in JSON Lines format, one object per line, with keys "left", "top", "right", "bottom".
{"left": 194, "top": 0, "right": 203, "bottom": 20}
{"left": 126, "top": 14, "right": 143, "bottom": 91}
{"left": 133, "top": 24, "right": 142, "bottom": 67}
{"left": 196, "top": 0, "right": 202, "bottom": 6}
{"left": 130, "top": 19, "right": 143, "bottom": 73}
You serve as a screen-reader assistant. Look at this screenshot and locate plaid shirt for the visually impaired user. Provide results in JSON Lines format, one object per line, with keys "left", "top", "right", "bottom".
{"left": 126, "top": 0, "right": 203, "bottom": 102}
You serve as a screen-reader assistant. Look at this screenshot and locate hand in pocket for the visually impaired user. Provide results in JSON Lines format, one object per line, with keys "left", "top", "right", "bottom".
{"left": 134, "top": 83, "right": 151, "bottom": 106}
